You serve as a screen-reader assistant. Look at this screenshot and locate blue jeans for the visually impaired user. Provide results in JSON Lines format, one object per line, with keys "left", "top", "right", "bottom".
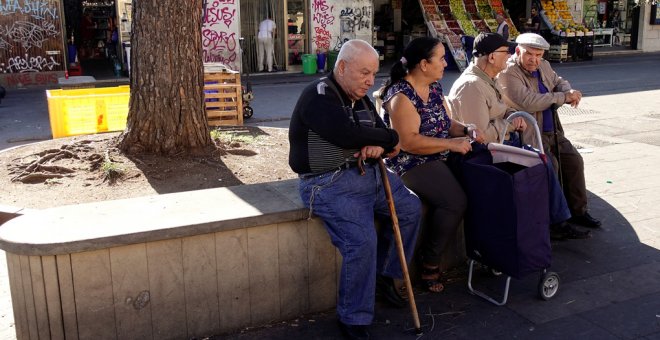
{"left": 299, "top": 163, "right": 421, "bottom": 325}
{"left": 545, "top": 160, "right": 572, "bottom": 224}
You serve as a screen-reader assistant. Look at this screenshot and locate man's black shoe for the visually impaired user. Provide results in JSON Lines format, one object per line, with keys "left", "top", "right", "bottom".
{"left": 569, "top": 212, "right": 602, "bottom": 229}
{"left": 337, "top": 320, "right": 370, "bottom": 340}
{"left": 376, "top": 275, "right": 406, "bottom": 308}
{"left": 551, "top": 222, "right": 591, "bottom": 240}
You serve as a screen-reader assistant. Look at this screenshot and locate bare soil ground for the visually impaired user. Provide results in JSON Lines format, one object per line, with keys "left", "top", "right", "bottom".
{"left": 0, "top": 126, "right": 296, "bottom": 210}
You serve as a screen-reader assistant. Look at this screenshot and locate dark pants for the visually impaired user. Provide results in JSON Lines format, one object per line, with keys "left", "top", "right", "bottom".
{"left": 401, "top": 160, "right": 466, "bottom": 265}
{"left": 541, "top": 132, "right": 588, "bottom": 216}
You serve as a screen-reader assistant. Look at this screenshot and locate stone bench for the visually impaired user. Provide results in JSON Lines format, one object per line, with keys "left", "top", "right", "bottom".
{"left": 0, "top": 179, "right": 464, "bottom": 339}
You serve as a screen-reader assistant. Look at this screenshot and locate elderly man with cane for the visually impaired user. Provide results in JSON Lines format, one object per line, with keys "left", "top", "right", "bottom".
{"left": 289, "top": 39, "right": 422, "bottom": 339}
{"left": 498, "top": 33, "right": 601, "bottom": 232}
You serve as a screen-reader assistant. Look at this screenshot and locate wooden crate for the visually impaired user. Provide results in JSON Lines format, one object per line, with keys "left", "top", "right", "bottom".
{"left": 204, "top": 71, "right": 243, "bottom": 126}
{"left": 547, "top": 44, "right": 568, "bottom": 62}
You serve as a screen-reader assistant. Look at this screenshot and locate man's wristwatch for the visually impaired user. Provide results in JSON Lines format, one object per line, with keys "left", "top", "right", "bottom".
{"left": 463, "top": 126, "right": 469, "bottom": 136}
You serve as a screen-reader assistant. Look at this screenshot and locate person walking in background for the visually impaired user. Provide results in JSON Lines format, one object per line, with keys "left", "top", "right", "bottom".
{"left": 498, "top": 33, "right": 601, "bottom": 231}
{"left": 523, "top": 7, "right": 541, "bottom": 34}
{"left": 257, "top": 16, "right": 277, "bottom": 72}
{"left": 289, "top": 39, "right": 421, "bottom": 340}
{"left": 496, "top": 14, "right": 510, "bottom": 41}
{"left": 448, "top": 32, "right": 588, "bottom": 240}
{"left": 379, "top": 37, "right": 485, "bottom": 293}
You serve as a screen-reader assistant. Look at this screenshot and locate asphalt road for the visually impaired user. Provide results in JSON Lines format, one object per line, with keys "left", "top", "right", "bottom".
{"left": 1, "top": 52, "right": 659, "bottom": 150}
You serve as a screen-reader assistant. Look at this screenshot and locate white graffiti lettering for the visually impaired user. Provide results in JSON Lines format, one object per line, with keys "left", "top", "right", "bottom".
{"left": 1, "top": 20, "right": 59, "bottom": 50}
{"left": 0, "top": 0, "right": 59, "bottom": 20}
{"left": 339, "top": 6, "right": 372, "bottom": 33}
{"left": 5, "top": 53, "right": 60, "bottom": 72}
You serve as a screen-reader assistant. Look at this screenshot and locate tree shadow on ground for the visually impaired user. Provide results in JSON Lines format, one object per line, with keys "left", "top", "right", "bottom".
{"left": 216, "top": 190, "right": 660, "bottom": 339}
{"left": 127, "top": 126, "right": 278, "bottom": 195}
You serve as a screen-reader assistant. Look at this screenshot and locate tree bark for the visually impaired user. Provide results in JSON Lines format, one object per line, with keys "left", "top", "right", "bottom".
{"left": 119, "top": 0, "right": 212, "bottom": 155}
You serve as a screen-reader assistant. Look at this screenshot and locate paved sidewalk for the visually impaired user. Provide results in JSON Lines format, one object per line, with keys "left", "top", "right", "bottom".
{"left": 215, "top": 90, "right": 660, "bottom": 339}
{"left": 1, "top": 91, "right": 659, "bottom": 339}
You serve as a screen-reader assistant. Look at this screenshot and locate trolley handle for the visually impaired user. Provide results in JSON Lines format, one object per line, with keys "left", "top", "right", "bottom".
{"left": 500, "top": 111, "right": 544, "bottom": 154}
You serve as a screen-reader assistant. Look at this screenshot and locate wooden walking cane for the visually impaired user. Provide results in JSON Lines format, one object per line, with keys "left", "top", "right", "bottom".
{"left": 551, "top": 104, "right": 564, "bottom": 187}
{"left": 377, "top": 159, "right": 423, "bottom": 335}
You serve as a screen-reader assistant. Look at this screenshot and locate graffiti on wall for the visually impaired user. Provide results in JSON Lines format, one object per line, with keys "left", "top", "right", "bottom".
{"left": 311, "top": 0, "right": 372, "bottom": 52}
{"left": 202, "top": 0, "right": 240, "bottom": 71}
{"left": 0, "top": 0, "right": 59, "bottom": 20}
{"left": 311, "top": 0, "right": 333, "bottom": 51}
{"left": 1, "top": 0, "right": 63, "bottom": 87}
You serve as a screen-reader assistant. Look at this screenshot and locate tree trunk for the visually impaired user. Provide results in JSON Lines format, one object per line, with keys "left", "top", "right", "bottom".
{"left": 119, "top": 0, "right": 212, "bottom": 155}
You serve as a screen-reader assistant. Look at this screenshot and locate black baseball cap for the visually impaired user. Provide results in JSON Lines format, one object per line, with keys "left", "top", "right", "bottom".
{"left": 473, "top": 33, "right": 513, "bottom": 57}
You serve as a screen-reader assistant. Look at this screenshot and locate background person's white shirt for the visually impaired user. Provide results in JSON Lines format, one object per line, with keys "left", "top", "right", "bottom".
{"left": 258, "top": 19, "right": 276, "bottom": 39}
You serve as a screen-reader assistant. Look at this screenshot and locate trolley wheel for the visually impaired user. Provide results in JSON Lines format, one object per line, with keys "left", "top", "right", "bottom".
{"left": 243, "top": 106, "right": 254, "bottom": 119}
{"left": 538, "top": 272, "right": 560, "bottom": 300}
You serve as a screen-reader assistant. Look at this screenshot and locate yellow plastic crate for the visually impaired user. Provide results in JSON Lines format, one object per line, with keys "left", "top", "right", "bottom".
{"left": 47, "top": 86, "right": 130, "bottom": 138}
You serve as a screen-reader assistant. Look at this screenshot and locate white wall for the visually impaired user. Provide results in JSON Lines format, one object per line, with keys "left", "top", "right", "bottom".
{"left": 202, "top": 0, "right": 242, "bottom": 71}
{"left": 310, "top": 0, "right": 374, "bottom": 52}
{"left": 639, "top": 4, "right": 660, "bottom": 51}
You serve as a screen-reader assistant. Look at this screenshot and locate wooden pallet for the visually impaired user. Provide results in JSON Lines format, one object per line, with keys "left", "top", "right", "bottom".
{"left": 204, "top": 71, "right": 243, "bottom": 126}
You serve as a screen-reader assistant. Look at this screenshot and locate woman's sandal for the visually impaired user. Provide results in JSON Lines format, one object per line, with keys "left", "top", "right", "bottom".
{"left": 421, "top": 265, "right": 445, "bottom": 293}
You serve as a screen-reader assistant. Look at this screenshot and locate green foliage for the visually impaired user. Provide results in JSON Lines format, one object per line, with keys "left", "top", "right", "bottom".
{"left": 102, "top": 159, "right": 124, "bottom": 183}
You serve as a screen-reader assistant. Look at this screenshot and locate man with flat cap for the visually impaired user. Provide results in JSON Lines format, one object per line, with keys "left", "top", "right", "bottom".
{"left": 448, "top": 33, "right": 581, "bottom": 240}
{"left": 448, "top": 32, "right": 526, "bottom": 144}
{"left": 498, "top": 33, "right": 602, "bottom": 231}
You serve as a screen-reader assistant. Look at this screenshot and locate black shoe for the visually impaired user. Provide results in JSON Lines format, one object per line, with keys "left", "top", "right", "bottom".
{"left": 551, "top": 222, "right": 591, "bottom": 240}
{"left": 376, "top": 275, "right": 406, "bottom": 308}
{"left": 569, "top": 212, "right": 602, "bottom": 229}
{"left": 337, "top": 320, "right": 370, "bottom": 340}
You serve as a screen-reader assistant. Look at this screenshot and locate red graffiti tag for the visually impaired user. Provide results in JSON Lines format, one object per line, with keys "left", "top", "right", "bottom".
{"left": 313, "top": 26, "right": 331, "bottom": 51}
{"left": 204, "top": 3, "right": 236, "bottom": 28}
{"left": 202, "top": 29, "right": 238, "bottom": 69}
{"left": 312, "top": 0, "right": 334, "bottom": 28}
{"left": 3, "top": 72, "right": 58, "bottom": 87}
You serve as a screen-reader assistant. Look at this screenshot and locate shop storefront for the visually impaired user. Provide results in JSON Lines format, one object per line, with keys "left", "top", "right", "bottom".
{"left": 0, "top": 0, "right": 132, "bottom": 87}
{"left": 61, "top": 0, "right": 131, "bottom": 78}
{"left": 0, "top": 0, "right": 66, "bottom": 87}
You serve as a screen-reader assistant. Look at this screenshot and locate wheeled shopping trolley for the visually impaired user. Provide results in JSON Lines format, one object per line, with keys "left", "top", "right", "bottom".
{"left": 457, "top": 112, "right": 560, "bottom": 305}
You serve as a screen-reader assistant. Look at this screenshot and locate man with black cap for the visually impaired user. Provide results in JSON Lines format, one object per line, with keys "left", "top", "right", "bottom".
{"left": 447, "top": 33, "right": 526, "bottom": 144}
{"left": 498, "top": 33, "right": 602, "bottom": 231}
{"left": 448, "top": 33, "right": 582, "bottom": 240}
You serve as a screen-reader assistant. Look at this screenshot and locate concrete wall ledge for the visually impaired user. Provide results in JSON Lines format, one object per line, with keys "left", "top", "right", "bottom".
{"left": 0, "top": 178, "right": 464, "bottom": 339}
{"left": 0, "top": 180, "right": 304, "bottom": 256}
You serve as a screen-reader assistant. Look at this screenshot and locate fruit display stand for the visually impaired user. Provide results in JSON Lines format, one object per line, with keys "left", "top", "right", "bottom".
{"left": 540, "top": 0, "right": 593, "bottom": 37}
{"left": 476, "top": 0, "right": 499, "bottom": 31}
{"left": 464, "top": 0, "right": 492, "bottom": 34}
{"left": 420, "top": 0, "right": 468, "bottom": 71}
{"left": 203, "top": 63, "right": 243, "bottom": 126}
{"left": 488, "top": 0, "right": 520, "bottom": 38}
{"left": 448, "top": 0, "right": 479, "bottom": 37}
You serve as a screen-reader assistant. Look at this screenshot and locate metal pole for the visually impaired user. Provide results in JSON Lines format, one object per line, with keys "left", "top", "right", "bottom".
{"left": 377, "top": 159, "right": 423, "bottom": 335}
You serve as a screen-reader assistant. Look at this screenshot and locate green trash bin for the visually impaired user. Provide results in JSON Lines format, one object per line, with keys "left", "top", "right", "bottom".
{"left": 302, "top": 54, "right": 317, "bottom": 74}
{"left": 327, "top": 50, "right": 339, "bottom": 71}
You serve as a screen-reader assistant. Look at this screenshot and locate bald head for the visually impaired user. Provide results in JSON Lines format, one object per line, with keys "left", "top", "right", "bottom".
{"left": 333, "top": 39, "right": 379, "bottom": 101}
{"left": 335, "top": 39, "right": 379, "bottom": 68}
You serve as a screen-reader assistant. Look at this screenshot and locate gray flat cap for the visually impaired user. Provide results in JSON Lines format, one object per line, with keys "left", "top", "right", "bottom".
{"left": 515, "top": 33, "right": 550, "bottom": 50}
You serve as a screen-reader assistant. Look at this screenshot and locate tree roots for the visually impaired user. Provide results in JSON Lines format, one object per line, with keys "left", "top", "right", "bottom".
{"left": 8, "top": 139, "right": 119, "bottom": 184}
